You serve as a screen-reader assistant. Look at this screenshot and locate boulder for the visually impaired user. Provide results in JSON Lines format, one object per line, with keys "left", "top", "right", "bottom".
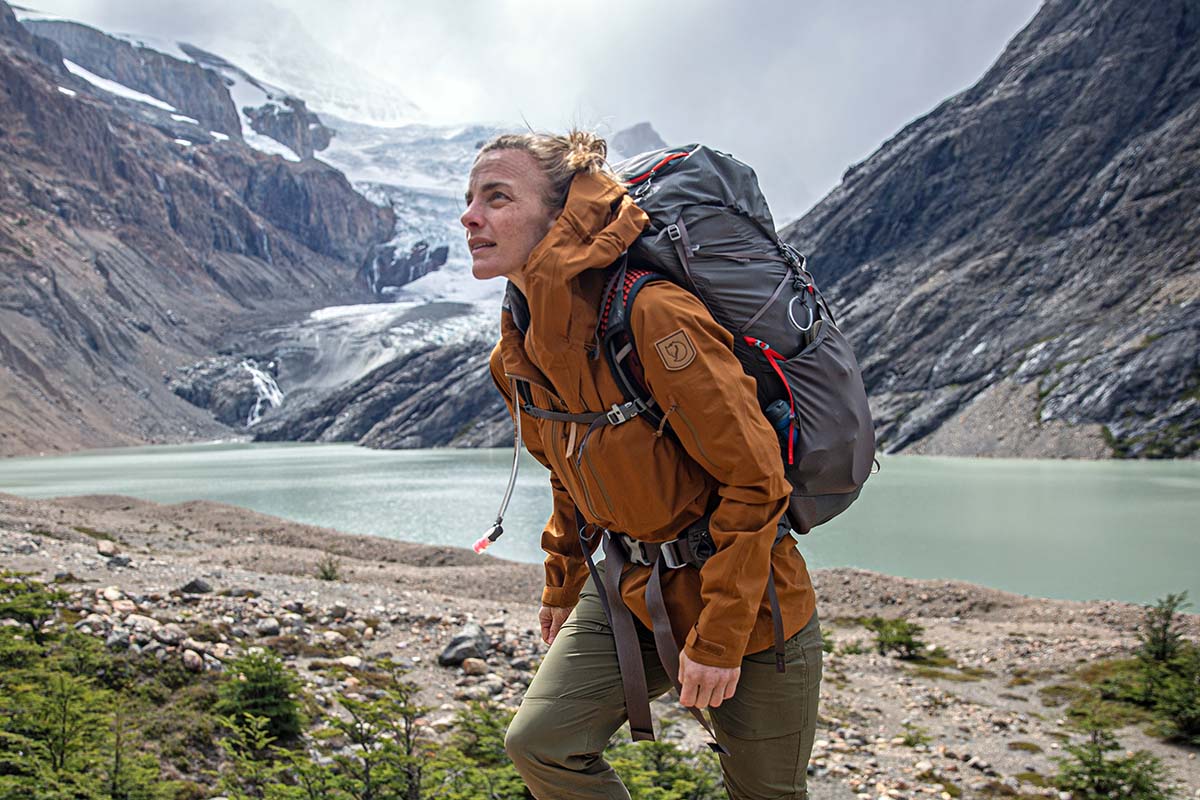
{"left": 438, "top": 623, "right": 490, "bottom": 667}
{"left": 179, "top": 578, "right": 213, "bottom": 595}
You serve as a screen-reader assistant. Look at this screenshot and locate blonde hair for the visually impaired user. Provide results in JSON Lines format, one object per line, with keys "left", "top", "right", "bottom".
{"left": 472, "top": 129, "right": 612, "bottom": 210}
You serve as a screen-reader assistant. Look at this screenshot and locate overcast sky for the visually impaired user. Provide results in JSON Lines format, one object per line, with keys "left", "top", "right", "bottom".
{"left": 27, "top": 0, "right": 1043, "bottom": 221}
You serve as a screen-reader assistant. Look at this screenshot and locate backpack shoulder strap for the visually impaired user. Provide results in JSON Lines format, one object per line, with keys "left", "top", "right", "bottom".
{"left": 597, "top": 259, "right": 669, "bottom": 432}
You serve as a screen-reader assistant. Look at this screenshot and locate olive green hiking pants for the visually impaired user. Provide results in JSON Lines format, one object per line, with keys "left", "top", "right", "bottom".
{"left": 505, "top": 561, "right": 823, "bottom": 799}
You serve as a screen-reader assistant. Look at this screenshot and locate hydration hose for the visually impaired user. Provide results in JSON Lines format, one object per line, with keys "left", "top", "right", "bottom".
{"left": 474, "top": 377, "right": 524, "bottom": 554}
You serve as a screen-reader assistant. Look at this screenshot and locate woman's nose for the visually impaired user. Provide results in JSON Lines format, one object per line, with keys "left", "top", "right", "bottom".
{"left": 460, "top": 202, "right": 481, "bottom": 230}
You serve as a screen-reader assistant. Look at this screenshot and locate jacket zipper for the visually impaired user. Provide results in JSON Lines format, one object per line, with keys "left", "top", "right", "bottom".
{"left": 581, "top": 446, "right": 616, "bottom": 518}
{"left": 672, "top": 405, "right": 722, "bottom": 472}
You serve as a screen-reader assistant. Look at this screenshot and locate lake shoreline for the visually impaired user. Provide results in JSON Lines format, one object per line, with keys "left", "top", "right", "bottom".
{"left": 2, "top": 491, "right": 1198, "bottom": 796}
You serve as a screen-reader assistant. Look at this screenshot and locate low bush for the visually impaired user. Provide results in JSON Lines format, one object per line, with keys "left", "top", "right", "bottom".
{"left": 863, "top": 616, "right": 926, "bottom": 659}
{"left": 1053, "top": 726, "right": 1176, "bottom": 800}
{"left": 215, "top": 650, "right": 304, "bottom": 744}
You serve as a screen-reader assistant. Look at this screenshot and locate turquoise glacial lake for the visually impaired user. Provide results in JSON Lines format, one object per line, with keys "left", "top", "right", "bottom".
{"left": 1, "top": 442, "right": 1196, "bottom": 607}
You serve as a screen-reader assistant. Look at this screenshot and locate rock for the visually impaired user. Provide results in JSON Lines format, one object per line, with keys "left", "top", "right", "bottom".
{"left": 154, "top": 623, "right": 187, "bottom": 645}
{"left": 336, "top": 656, "right": 363, "bottom": 669}
{"left": 461, "top": 657, "right": 489, "bottom": 676}
{"left": 438, "top": 623, "right": 491, "bottom": 666}
{"left": 455, "top": 685, "right": 494, "bottom": 702}
{"left": 108, "top": 555, "right": 132, "bottom": 568}
{"left": 105, "top": 632, "right": 129, "bottom": 650}
{"left": 179, "top": 578, "right": 212, "bottom": 595}
{"left": 330, "top": 602, "right": 349, "bottom": 619}
{"left": 322, "top": 630, "right": 348, "bottom": 647}
{"left": 182, "top": 649, "right": 204, "bottom": 672}
{"left": 101, "top": 586, "right": 124, "bottom": 602}
{"left": 110, "top": 599, "right": 137, "bottom": 614}
{"left": 510, "top": 656, "right": 539, "bottom": 671}
{"left": 125, "top": 614, "right": 160, "bottom": 632}
{"left": 96, "top": 539, "right": 117, "bottom": 557}
{"left": 256, "top": 617, "right": 281, "bottom": 637}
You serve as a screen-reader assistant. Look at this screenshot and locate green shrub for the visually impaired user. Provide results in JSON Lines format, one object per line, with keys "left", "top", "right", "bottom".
{"left": 0, "top": 570, "right": 69, "bottom": 644}
{"left": 1155, "top": 644, "right": 1200, "bottom": 745}
{"left": 216, "top": 650, "right": 304, "bottom": 744}
{"left": 901, "top": 722, "right": 930, "bottom": 747}
{"left": 1138, "top": 592, "right": 1190, "bottom": 665}
{"left": 315, "top": 553, "right": 342, "bottom": 581}
{"left": 863, "top": 616, "right": 926, "bottom": 659}
{"left": 607, "top": 720, "right": 725, "bottom": 800}
{"left": 1053, "top": 727, "right": 1176, "bottom": 800}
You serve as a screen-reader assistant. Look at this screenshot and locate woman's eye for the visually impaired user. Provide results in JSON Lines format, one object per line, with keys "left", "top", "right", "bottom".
{"left": 490, "top": 192, "right": 509, "bottom": 202}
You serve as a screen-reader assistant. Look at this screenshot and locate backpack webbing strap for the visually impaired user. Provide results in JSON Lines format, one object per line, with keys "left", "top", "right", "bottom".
{"left": 667, "top": 217, "right": 700, "bottom": 293}
{"left": 643, "top": 542, "right": 730, "bottom": 754}
{"left": 576, "top": 511, "right": 656, "bottom": 743}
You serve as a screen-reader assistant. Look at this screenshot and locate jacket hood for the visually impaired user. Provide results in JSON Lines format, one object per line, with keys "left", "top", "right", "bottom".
{"left": 521, "top": 169, "right": 649, "bottom": 286}
{"left": 501, "top": 170, "right": 648, "bottom": 369}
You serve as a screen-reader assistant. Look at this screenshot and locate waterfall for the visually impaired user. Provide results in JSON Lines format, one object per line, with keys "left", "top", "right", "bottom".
{"left": 241, "top": 359, "right": 284, "bottom": 426}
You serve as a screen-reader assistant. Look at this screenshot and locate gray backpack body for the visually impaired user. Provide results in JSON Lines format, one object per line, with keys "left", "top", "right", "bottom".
{"left": 602, "top": 144, "right": 876, "bottom": 534}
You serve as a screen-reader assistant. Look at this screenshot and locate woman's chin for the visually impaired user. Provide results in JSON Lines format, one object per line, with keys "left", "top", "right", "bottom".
{"left": 471, "top": 257, "right": 510, "bottom": 281}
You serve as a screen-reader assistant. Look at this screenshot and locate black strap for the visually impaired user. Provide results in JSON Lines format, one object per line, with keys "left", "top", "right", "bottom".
{"left": 668, "top": 218, "right": 700, "bottom": 294}
{"left": 576, "top": 511, "right": 655, "bottom": 742}
{"left": 521, "top": 405, "right": 605, "bottom": 424}
{"left": 644, "top": 542, "right": 730, "bottom": 754}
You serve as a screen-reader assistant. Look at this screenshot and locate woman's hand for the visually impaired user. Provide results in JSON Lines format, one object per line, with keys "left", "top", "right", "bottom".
{"left": 538, "top": 604, "right": 574, "bottom": 646}
{"left": 678, "top": 650, "right": 740, "bottom": 708}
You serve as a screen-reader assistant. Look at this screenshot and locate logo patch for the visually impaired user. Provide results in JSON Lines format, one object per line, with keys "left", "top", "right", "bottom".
{"left": 654, "top": 329, "right": 697, "bottom": 371}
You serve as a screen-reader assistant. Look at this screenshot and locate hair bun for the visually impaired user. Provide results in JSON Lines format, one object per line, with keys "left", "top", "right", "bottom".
{"left": 565, "top": 130, "right": 608, "bottom": 174}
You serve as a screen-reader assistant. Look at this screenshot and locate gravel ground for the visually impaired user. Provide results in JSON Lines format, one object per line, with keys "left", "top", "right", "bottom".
{"left": 1, "top": 491, "right": 1196, "bottom": 798}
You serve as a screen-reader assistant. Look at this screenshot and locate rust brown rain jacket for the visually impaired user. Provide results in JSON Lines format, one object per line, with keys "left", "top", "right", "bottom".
{"left": 488, "top": 169, "right": 817, "bottom": 669}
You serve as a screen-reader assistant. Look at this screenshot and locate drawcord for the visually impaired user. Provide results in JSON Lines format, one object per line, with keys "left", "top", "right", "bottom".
{"left": 474, "top": 377, "right": 524, "bottom": 553}
{"left": 655, "top": 404, "right": 678, "bottom": 438}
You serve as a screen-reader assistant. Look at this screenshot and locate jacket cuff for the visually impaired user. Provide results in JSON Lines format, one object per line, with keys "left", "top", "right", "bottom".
{"left": 541, "top": 585, "right": 582, "bottom": 608}
{"left": 683, "top": 625, "right": 740, "bottom": 669}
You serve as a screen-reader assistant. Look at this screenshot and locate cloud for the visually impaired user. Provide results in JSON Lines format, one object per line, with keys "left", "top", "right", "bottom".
{"left": 25, "top": 0, "right": 1042, "bottom": 220}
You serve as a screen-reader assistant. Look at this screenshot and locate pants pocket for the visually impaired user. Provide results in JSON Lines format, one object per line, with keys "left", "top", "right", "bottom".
{"left": 712, "top": 612, "right": 823, "bottom": 740}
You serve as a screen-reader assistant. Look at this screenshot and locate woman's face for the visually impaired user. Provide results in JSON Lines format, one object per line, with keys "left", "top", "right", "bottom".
{"left": 461, "top": 149, "right": 560, "bottom": 284}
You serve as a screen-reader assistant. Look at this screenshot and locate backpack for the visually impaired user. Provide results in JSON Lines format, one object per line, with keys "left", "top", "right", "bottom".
{"left": 600, "top": 144, "right": 876, "bottom": 534}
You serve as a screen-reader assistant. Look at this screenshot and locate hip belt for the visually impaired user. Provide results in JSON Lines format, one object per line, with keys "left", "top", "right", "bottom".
{"left": 575, "top": 509, "right": 790, "bottom": 755}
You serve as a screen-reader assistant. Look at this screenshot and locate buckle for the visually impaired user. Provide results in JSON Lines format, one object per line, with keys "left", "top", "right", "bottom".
{"left": 618, "top": 533, "right": 652, "bottom": 566}
{"left": 606, "top": 404, "right": 628, "bottom": 425}
{"left": 605, "top": 399, "right": 645, "bottom": 426}
{"left": 660, "top": 539, "right": 688, "bottom": 570}
{"left": 666, "top": 224, "right": 682, "bottom": 241}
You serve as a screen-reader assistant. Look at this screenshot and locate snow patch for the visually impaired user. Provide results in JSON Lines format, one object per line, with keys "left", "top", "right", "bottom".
{"left": 56, "top": 86, "right": 76, "bottom": 97}
{"left": 170, "top": 113, "right": 200, "bottom": 125}
{"left": 173, "top": 138, "right": 193, "bottom": 147}
{"left": 209, "top": 130, "right": 230, "bottom": 142}
{"left": 63, "top": 59, "right": 177, "bottom": 111}
{"left": 108, "top": 31, "right": 192, "bottom": 62}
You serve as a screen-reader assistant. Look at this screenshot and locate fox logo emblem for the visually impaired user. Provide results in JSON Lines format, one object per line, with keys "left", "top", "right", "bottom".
{"left": 654, "top": 329, "right": 697, "bottom": 371}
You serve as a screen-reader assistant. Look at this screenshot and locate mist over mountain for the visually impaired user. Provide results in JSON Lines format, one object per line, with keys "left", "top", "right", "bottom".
{"left": 1, "top": 0, "right": 1195, "bottom": 460}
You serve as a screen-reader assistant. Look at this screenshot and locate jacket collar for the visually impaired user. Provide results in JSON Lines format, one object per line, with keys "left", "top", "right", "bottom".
{"left": 501, "top": 170, "right": 647, "bottom": 372}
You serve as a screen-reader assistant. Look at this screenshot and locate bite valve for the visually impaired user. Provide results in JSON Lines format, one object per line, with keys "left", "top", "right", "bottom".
{"left": 473, "top": 522, "right": 504, "bottom": 554}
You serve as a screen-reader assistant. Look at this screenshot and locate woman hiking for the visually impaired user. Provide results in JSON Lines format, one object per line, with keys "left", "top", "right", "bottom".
{"left": 462, "top": 129, "right": 823, "bottom": 800}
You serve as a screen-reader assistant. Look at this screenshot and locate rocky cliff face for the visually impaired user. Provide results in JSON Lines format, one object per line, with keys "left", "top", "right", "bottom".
{"left": 250, "top": 342, "right": 509, "bottom": 448}
{"left": 0, "top": 0, "right": 393, "bottom": 457}
{"left": 178, "top": 42, "right": 336, "bottom": 160}
{"left": 781, "top": 0, "right": 1199, "bottom": 458}
{"left": 23, "top": 19, "right": 243, "bottom": 140}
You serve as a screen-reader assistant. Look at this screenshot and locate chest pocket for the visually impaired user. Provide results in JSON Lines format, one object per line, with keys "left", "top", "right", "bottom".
{"left": 513, "top": 365, "right": 710, "bottom": 539}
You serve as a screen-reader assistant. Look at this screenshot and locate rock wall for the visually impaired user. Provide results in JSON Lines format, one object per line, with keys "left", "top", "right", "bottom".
{"left": 0, "top": 0, "right": 393, "bottom": 457}
{"left": 782, "top": 0, "right": 1200, "bottom": 458}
